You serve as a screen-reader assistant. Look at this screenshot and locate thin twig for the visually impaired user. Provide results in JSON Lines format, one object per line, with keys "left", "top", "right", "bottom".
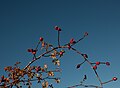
{"left": 71, "top": 47, "right": 103, "bottom": 87}
{"left": 58, "top": 31, "right": 60, "bottom": 47}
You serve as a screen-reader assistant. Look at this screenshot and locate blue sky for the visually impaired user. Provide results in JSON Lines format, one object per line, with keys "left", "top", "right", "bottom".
{"left": 0, "top": 0, "right": 120, "bottom": 88}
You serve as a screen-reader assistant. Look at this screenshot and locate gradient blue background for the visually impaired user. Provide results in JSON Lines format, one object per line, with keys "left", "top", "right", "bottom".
{"left": 0, "top": 0, "right": 119, "bottom": 88}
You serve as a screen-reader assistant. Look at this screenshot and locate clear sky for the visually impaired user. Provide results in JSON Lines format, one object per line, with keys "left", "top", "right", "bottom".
{"left": 0, "top": 0, "right": 120, "bottom": 88}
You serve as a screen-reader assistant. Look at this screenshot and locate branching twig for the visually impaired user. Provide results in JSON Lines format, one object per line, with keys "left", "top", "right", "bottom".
{"left": 0, "top": 26, "right": 117, "bottom": 88}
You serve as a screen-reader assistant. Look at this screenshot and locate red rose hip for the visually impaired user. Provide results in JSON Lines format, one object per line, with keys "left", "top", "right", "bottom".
{"left": 39, "top": 37, "right": 43, "bottom": 41}
{"left": 84, "top": 32, "right": 88, "bottom": 36}
{"left": 55, "top": 26, "right": 61, "bottom": 31}
{"left": 93, "top": 65, "right": 97, "bottom": 70}
{"left": 112, "top": 77, "right": 117, "bottom": 81}
{"left": 70, "top": 38, "right": 75, "bottom": 44}
{"left": 96, "top": 62, "right": 100, "bottom": 65}
{"left": 27, "top": 49, "right": 33, "bottom": 52}
{"left": 106, "top": 62, "right": 110, "bottom": 66}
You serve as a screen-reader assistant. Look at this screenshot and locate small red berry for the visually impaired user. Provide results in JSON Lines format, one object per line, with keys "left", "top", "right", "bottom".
{"left": 27, "top": 49, "right": 33, "bottom": 52}
{"left": 70, "top": 38, "right": 75, "bottom": 44}
{"left": 39, "top": 37, "right": 43, "bottom": 41}
{"left": 93, "top": 65, "right": 97, "bottom": 70}
{"left": 55, "top": 26, "right": 58, "bottom": 30}
{"left": 96, "top": 62, "right": 100, "bottom": 65}
{"left": 84, "top": 32, "right": 88, "bottom": 36}
{"left": 112, "top": 77, "right": 117, "bottom": 81}
{"left": 106, "top": 62, "right": 110, "bottom": 66}
{"left": 55, "top": 26, "right": 61, "bottom": 31}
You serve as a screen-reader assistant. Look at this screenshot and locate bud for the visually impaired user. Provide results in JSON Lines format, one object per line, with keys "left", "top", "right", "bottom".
{"left": 39, "top": 37, "right": 43, "bottom": 41}
{"left": 84, "top": 32, "right": 88, "bottom": 36}
{"left": 106, "top": 62, "right": 110, "bottom": 66}
{"left": 93, "top": 65, "right": 97, "bottom": 70}
{"left": 96, "top": 62, "right": 100, "bottom": 65}
{"left": 112, "top": 77, "right": 117, "bottom": 81}
{"left": 76, "top": 64, "right": 81, "bottom": 69}
{"left": 70, "top": 38, "right": 76, "bottom": 44}
{"left": 55, "top": 26, "right": 61, "bottom": 31}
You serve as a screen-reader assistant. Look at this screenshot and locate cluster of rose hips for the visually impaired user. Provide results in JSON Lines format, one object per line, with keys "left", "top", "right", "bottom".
{"left": 112, "top": 77, "right": 117, "bottom": 81}
{"left": 0, "top": 26, "right": 118, "bottom": 88}
{"left": 27, "top": 49, "right": 37, "bottom": 55}
{"left": 67, "top": 32, "right": 88, "bottom": 50}
{"left": 27, "top": 37, "right": 44, "bottom": 55}
{"left": 92, "top": 61, "right": 110, "bottom": 70}
{"left": 76, "top": 54, "right": 117, "bottom": 82}
{"left": 55, "top": 26, "right": 61, "bottom": 31}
